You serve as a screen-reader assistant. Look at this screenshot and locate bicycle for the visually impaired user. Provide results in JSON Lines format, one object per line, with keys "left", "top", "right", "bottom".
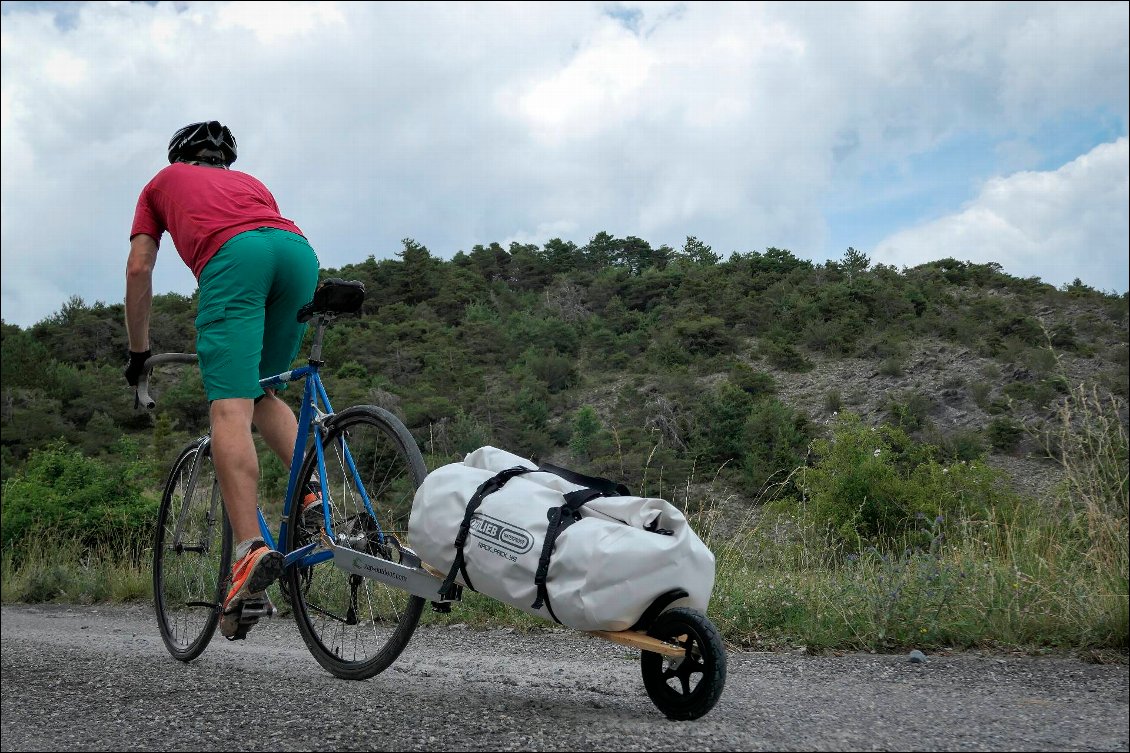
{"left": 140, "top": 277, "right": 726, "bottom": 720}
{"left": 140, "top": 278, "right": 435, "bottom": 678}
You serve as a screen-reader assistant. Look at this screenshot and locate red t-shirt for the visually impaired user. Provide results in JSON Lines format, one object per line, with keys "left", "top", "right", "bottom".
{"left": 130, "top": 162, "right": 305, "bottom": 278}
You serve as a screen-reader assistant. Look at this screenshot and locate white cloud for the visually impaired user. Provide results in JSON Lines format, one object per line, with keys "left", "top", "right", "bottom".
{"left": 216, "top": 1, "right": 346, "bottom": 43}
{"left": 874, "top": 138, "right": 1130, "bottom": 291}
{"left": 515, "top": 21, "right": 657, "bottom": 143}
{"left": 42, "top": 49, "right": 90, "bottom": 86}
{"left": 0, "top": 1, "right": 1127, "bottom": 328}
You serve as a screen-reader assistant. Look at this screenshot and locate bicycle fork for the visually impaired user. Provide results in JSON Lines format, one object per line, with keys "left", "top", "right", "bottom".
{"left": 171, "top": 437, "right": 222, "bottom": 555}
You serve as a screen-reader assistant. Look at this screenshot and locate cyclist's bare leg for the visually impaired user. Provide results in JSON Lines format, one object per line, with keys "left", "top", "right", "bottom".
{"left": 253, "top": 390, "right": 320, "bottom": 516}
{"left": 211, "top": 396, "right": 282, "bottom": 636}
{"left": 252, "top": 389, "right": 299, "bottom": 469}
{"left": 209, "top": 397, "right": 261, "bottom": 543}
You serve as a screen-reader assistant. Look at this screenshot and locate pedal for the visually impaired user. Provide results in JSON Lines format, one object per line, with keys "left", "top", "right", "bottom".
{"left": 223, "top": 594, "right": 277, "bottom": 641}
{"left": 239, "top": 595, "right": 277, "bottom": 621}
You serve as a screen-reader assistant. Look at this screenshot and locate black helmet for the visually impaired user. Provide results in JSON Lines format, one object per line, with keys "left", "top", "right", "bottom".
{"left": 167, "top": 121, "right": 238, "bottom": 166}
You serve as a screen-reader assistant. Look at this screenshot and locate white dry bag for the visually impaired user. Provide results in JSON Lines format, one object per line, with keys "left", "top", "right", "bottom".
{"left": 407, "top": 446, "right": 716, "bottom": 632}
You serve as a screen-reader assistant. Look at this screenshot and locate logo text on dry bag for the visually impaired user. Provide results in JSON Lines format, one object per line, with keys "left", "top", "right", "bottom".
{"left": 469, "top": 513, "right": 534, "bottom": 555}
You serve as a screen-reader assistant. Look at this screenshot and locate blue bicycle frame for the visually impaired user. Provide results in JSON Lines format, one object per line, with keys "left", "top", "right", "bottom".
{"left": 251, "top": 320, "right": 386, "bottom": 571}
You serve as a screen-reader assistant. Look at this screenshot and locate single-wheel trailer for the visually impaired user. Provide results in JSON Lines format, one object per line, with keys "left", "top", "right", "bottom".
{"left": 143, "top": 277, "right": 726, "bottom": 721}
{"left": 327, "top": 532, "right": 727, "bottom": 721}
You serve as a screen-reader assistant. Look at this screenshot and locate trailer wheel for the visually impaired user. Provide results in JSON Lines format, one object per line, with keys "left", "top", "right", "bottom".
{"left": 640, "top": 607, "right": 727, "bottom": 721}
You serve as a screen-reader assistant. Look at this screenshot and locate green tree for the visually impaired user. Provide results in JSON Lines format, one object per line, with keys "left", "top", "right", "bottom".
{"left": 692, "top": 383, "right": 753, "bottom": 465}
{"left": 582, "top": 231, "right": 618, "bottom": 271}
{"left": 841, "top": 246, "right": 871, "bottom": 282}
{"left": 540, "top": 238, "right": 581, "bottom": 272}
{"left": 680, "top": 235, "right": 720, "bottom": 265}
{"left": 2, "top": 326, "right": 56, "bottom": 390}
{"left": 741, "top": 398, "right": 813, "bottom": 493}
{"left": 396, "top": 238, "right": 440, "bottom": 304}
{"left": 569, "top": 405, "right": 602, "bottom": 461}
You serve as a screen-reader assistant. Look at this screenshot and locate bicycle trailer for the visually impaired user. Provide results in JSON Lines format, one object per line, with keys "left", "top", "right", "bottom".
{"left": 406, "top": 446, "right": 716, "bottom": 632}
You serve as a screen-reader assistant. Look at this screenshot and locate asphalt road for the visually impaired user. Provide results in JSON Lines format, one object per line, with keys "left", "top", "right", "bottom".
{"left": 1, "top": 603, "right": 1127, "bottom": 752}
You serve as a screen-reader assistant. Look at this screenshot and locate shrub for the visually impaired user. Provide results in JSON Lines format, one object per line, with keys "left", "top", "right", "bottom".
{"left": 969, "top": 381, "right": 992, "bottom": 410}
{"left": 929, "top": 427, "right": 986, "bottom": 462}
{"left": 802, "top": 318, "right": 857, "bottom": 356}
{"left": 741, "top": 398, "right": 814, "bottom": 493}
{"left": 674, "top": 315, "right": 735, "bottom": 355}
{"left": 648, "top": 334, "right": 693, "bottom": 368}
{"left": 335, "top": 360, "right": 369, "bottom": 380}
{"left": 729, "top": 363, "right": 776, "bottom": 397}
{"left": 787, "top": 413, "right": 1018, "bottom": 553}
{"left": 691, "top": 383, "right": 754, "bottom": 465}
{"left": 451, "top": 411, "right": 491, "bottom": 455}
{"left": 569, "top": 406, "right": 603, "bottom": 461}
{"left": 522, "top": 349, "right": 576, "bottom": 392}
{"left": 885, "top": 391, "right": 936, "bottom": 433}
{"left": 823, "top": 389, "right": 842, "bottom": 414}
{"left": 761, "top": 340, "right": 813, "bottom": 372}
{"left": 1, "top": 440, "right": 157, "bottom": 553}
{"left": 941, "top": 375, "right": 965, "bottom": 390}
{"left": 879, "top": 356, "right": 904, "bottom": 377}
{"left": 987, "top": 417, "right": 1024, "bottom": 453}
{"left": 859, "top": 332, "right": 905, "bottom": 360}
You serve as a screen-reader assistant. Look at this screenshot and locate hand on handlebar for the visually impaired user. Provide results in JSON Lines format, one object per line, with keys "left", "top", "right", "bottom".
{"left": 124, "top": 349, "right": 152, "bottom": 387}
{"left": 131, "top": 353, "right": 199, "bottom": 411}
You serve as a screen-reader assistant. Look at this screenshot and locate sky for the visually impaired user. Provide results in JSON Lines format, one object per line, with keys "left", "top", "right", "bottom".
{"left": 1, "top": 1, "right": 1127, "bottom": 330}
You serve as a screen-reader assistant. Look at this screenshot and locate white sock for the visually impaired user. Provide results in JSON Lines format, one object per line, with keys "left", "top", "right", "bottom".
{"left": 235, "top": 537, "right": 265, "bottom": 561}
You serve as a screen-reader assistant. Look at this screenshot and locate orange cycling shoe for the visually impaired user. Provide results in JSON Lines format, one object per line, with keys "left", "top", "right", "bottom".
{"left": 220, "top": 543, "right": 284, "bottom": 640}
{"left": 300, "top": 482, "right": 324, "bottom": 535}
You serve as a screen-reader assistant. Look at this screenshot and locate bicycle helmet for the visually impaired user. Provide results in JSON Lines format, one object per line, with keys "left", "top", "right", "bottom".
{"left": 167, "top": 121, "right": 238, "bottom": 166}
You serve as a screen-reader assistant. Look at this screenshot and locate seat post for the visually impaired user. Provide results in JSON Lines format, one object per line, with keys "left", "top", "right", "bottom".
{"left": 307, "top": 315, "right": 328, "bottom": 366}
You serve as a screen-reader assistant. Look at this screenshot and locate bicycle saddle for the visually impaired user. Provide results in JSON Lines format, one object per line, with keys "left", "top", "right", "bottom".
{"left": 297, "top": 278, "right": 366, "bottom": 323}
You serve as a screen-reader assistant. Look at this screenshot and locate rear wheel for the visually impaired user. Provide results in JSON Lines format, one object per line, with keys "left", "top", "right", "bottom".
{"left": 286, "top": 405, "right": 427, "bottom": 680}
{"left": 153, "top": 438, "right": 232, "bottom": 661}
{"left": 640, "top": 608, "right": 727, "bottom": 720}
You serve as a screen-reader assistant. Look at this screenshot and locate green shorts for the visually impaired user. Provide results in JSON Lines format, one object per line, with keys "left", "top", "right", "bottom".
{"left": 195, "top": 228, "right": 320, "bottom": 401}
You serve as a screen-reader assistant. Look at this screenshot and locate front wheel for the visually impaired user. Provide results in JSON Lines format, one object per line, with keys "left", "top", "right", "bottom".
{"left": 285, "top": 405, "right": 427, "bottom": 680}
{"left": 640, "top": 608, "right": 727, "bottom": 721}
{"left": 153, "top": 438, "right": 232, "bottom": 661}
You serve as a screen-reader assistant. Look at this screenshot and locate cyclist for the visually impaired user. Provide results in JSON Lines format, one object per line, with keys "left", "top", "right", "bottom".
{"left": 124, "top": 121, "right": 320, "bottom": 639}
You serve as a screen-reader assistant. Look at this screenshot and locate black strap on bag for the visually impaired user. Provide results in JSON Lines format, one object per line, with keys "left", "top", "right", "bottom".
{"left": 528, "top": 466, "right": 630, "bottom": 622}
{"left": 438, "top": 459, "right": 633, "bottom": 618}
{"left": 538, "top": 463, "right": 631, "bottom": 498}
{"left": 438, "top": 466, "right": 534, "bottom": 599}
{"left": 530, "top": 488, "right": 605, "bottom": 623}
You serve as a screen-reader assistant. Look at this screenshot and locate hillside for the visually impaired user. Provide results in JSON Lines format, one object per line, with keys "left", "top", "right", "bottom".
{"left": 2, "top": 236, "right": 1127, "bottom": 512}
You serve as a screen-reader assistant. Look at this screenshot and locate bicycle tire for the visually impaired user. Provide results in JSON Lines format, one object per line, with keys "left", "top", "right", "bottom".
{"left": 153, "top": 438, "right": 233, "bottom": 662}
{"left": 285, "top": 405, "right": 427, "bottom": 680}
